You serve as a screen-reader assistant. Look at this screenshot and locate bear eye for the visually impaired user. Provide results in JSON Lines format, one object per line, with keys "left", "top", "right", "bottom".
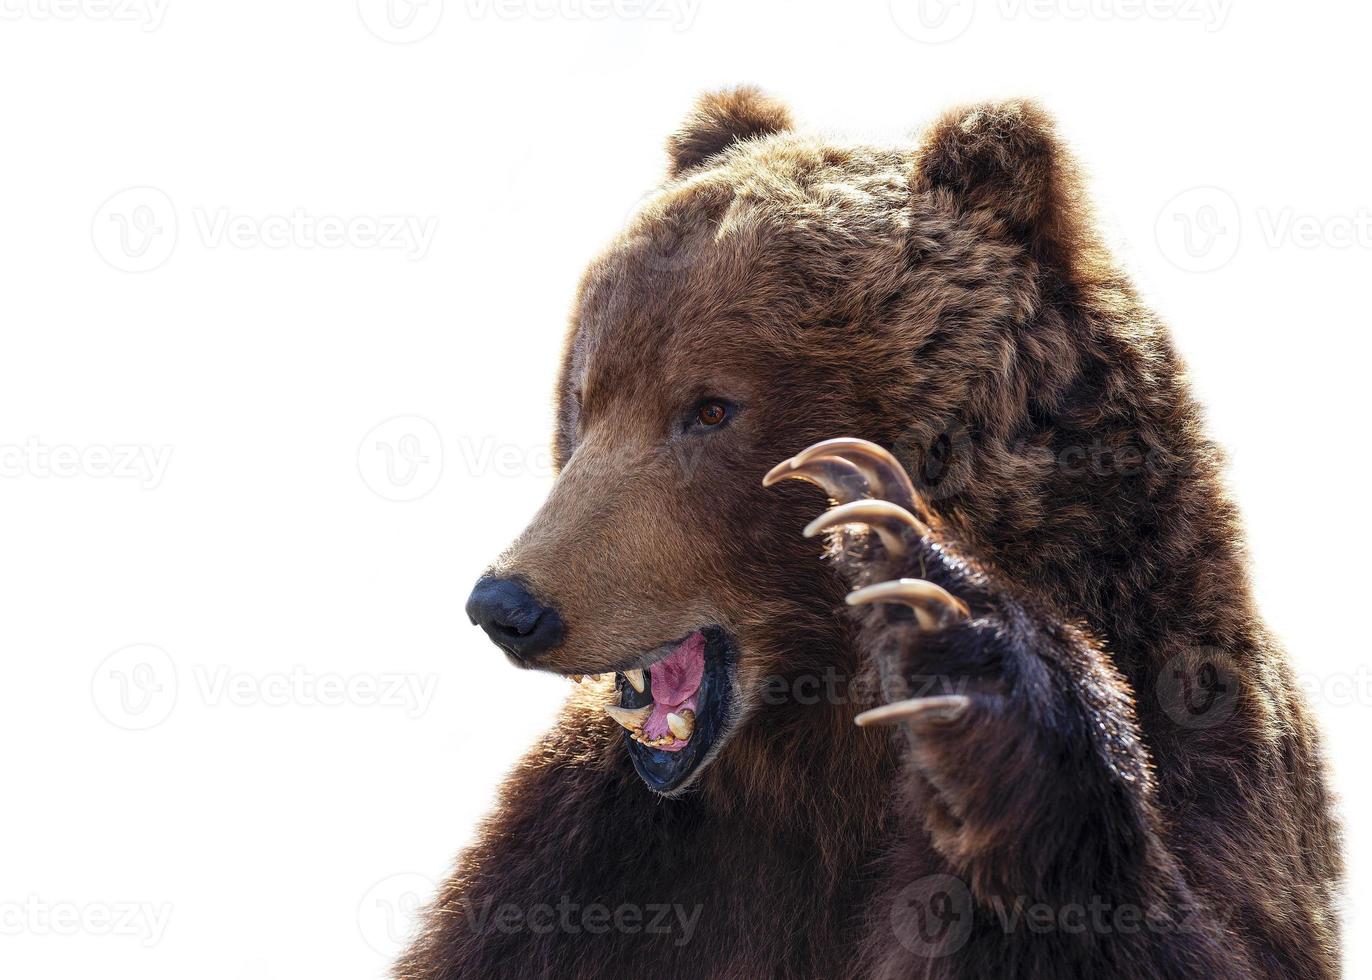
{"left": 691, "top": 399, "right": 733, "bottom": 431}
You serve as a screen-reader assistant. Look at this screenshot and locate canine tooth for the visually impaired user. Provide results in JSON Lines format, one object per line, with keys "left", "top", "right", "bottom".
{"left": 604, "top": 704, "right": 652, "bottom": 732}
{"left": 666, "top": 711, "right": 693, "bottom": 740}
{"left": 855, "top": 694, "right": 971, "bottom": 727}
{"left": 846, "top": 578, "right": 970, "bottom": 630}
{"left": 803, "top": 499, "right": 928, "bottom": 554}
{"left": 779, "top": 438, "right": 922, "bottom": 514}
{"left": 624, "top": 668, "right": 646, "bottom": 693}
{"left": 569, "top": 674, "right": 584, "bottom": 683}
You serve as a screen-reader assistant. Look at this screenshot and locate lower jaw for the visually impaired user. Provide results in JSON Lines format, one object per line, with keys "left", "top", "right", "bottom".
{"left": 620, "top": 627, "right": 736, "bottom": 795}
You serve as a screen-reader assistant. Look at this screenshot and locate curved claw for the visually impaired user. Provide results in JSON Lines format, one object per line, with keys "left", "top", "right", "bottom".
{"left": 762, "top": 454, "right": 871, "bottom": 503}
{"left": 855, "top": 694, "right": 970, "bottom": 728}
{"left": 846, "top": 578, "right": 970, "bottom": 630}
{"left": 789, "top": 438, "right": 920, "bottom": 512}
{"left": 803, "top": 500, "right": 929, "bottom": 555}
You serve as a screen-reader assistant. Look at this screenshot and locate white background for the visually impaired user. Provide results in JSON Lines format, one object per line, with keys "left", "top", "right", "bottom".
{"left": 2, "top": 1, "right": 1368, "bottom": 977}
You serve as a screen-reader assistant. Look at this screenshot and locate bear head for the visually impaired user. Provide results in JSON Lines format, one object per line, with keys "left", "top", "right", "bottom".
{"left": 466, "top": 87, "right": 1094, "bottom": 795}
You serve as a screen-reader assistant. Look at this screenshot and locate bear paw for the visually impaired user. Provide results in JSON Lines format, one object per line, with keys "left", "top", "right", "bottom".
{"left": 764, "top": 437, "right": 991, "bottom": 729}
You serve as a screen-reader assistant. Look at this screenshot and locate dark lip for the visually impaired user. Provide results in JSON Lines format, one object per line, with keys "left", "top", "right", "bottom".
{"left": 618, "top": 626, "right": 737, "bottom": 795}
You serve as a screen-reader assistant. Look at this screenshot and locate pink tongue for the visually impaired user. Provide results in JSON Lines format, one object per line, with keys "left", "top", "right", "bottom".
{"left": 641, "top": 631, "right": 705, "bottom": 746}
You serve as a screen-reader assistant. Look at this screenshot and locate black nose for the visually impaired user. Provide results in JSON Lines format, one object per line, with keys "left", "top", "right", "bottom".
{"left": 465, "top": 576, "right": 564, "bottom": 662}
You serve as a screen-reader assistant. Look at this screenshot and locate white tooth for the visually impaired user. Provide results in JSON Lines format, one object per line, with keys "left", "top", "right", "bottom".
{"left": 666, "top": 711, "right": 693, "bottom": 740}
{"left": 624, "top": 668, "right": 646, "bottom": 693}
{"left": 604, "top": 704, "right": 652, "bottom": 732}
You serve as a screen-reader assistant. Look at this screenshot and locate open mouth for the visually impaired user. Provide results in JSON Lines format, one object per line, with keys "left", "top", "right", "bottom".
{"left": 601, "top": 627, "right": 737, "bottom": 795}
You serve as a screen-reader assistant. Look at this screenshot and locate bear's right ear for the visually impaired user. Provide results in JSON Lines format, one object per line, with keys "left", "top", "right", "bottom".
{"left": 666, "top": 86, "right": 794, "bottom": 178}
{"left": 915, "top": 100, "right": 1088, "bottom": 273}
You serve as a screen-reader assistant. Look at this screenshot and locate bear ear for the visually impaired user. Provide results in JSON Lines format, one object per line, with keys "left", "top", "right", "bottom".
{"left": 915, "top": 99, "right": 1087, "bottom": 270}
{"left": 666, "top": 86, "right": 794, "bottom": 178}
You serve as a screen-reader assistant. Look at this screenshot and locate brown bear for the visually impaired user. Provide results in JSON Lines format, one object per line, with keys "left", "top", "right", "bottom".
{"left": 396, "top": 89, "right": 1342, "bottom": 979}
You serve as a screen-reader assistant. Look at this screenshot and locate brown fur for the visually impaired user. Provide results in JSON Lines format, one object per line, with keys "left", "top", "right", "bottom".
{"left": 397, "top": 90, "right": 1341, "bottom": 978}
